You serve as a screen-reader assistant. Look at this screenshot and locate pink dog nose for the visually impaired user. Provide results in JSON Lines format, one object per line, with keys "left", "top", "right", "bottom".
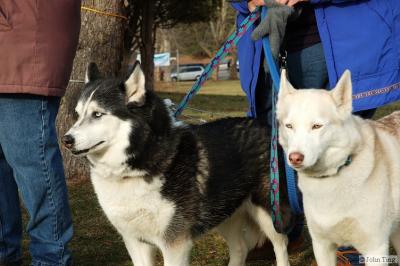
{"left": 289, "top": 152, "right": 304, "bottom": 166}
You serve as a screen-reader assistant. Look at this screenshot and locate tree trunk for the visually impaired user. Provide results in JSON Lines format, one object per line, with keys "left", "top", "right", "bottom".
{"left": 140, "top": 0, "right": 156, "bottom": 91}
{"left": 230, "top": 48, "right": 238, "bottom": 80}
{"left": 56, "top": 0, "right": 125, "bottom": 180}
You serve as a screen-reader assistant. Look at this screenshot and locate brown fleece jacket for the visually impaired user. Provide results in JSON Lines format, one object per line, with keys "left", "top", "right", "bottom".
{"left": 0, "top": 0, "right": 81, "bottom": 97}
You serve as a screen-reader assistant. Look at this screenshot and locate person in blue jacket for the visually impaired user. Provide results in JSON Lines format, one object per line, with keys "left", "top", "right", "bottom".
{"left": 231, "top": 0, "right": 400, "bottom": 263}
{"left": 233, "top": 0, "right": 400, "bottom": 120}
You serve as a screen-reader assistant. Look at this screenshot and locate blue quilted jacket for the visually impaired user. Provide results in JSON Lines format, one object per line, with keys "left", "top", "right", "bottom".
{"left": 232, "top": 0, "right": 400, "bottom": 114}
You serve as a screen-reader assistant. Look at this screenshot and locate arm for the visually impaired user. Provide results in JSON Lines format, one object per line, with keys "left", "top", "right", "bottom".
{"left": 231, "top": 2, "right": 251, "bottom": 15}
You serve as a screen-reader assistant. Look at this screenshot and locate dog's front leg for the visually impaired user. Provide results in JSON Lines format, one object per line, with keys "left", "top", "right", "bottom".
{"left": 161, "top": 239, "right": 193, "bottom": 266}
{"left": 311, "top": 236, "right": 336, "bottom": 266}
{"left": 123, "top": 237, "right": 155, "bottom": 266}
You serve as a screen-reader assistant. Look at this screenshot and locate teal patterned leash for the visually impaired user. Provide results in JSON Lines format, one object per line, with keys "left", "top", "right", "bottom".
{"left": 173, "top": 9, "right": 260, "bottom": 117}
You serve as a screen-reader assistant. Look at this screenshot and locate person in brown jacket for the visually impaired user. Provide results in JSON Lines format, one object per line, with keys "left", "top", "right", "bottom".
{"left": 0, "top": 1, "right": 81, "bottom": 265}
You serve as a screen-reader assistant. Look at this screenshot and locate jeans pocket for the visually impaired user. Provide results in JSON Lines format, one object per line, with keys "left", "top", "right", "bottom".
{"left": 0, "top": 3, "right": 12, "bottom": 31}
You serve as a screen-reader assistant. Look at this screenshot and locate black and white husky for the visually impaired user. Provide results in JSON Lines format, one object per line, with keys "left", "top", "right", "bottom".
{"left": 63, "top": 62, "right": 293, "bottom": 266}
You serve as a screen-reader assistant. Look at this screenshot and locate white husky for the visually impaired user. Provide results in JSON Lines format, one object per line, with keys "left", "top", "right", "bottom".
{"left": 277, "top": 69, "right": 400, "bottom": 266}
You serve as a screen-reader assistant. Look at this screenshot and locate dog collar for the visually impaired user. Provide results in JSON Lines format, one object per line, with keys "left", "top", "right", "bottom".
{"left": 339, "top": 155, "right": 352, "bottom": 170}
{"left": 317, "top": 155, "right": 352, "bottom": 179}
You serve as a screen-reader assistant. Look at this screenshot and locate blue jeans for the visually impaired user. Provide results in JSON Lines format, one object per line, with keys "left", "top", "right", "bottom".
{"left": 287, "top": 43, "right": 329, "bottom": 89}
{"left": 287, "top": 42, "right": 376, "bottom": 119}
{"left": 0, "top": 95, "right": 72, "bottom": 266}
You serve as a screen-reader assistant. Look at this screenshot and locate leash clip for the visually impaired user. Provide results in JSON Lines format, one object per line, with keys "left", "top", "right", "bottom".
{"left": 279, "top": 50, "right": 288, "bottom": 70}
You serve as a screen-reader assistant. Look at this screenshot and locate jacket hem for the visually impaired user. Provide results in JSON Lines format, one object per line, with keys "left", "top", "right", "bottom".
{"left": 353, "top": 82, "right": 400, "bottom": 101}
{"left": 0, "top": 84, "right": 65, "bottom": 97}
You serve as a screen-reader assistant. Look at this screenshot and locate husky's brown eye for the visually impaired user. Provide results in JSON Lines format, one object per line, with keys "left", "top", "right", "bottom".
{"left": 312, "top": 124, "right": 323, "bottom": 130}
{"left": 285, "top": 124, "right": 293, "bottom": 129}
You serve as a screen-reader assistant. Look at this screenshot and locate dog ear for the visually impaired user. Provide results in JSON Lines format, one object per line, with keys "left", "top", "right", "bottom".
{"left": 85, "top": 62, "right": 102, "bottom": 84}
{"left": 279, "top": 69, "right": 296, "bottom": 99}
{"left": 330, "top": 70, "right": 353, "bottom": 116}
{"left": 125, "top": 61, "right": 146, "bottom": 107}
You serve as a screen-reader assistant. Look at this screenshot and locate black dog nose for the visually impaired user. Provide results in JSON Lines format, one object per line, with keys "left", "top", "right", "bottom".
{"left": 62, "top": 134, "right": 75, "bottom": 149}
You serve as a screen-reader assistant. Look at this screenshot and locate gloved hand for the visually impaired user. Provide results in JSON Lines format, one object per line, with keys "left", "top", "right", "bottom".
{"left": 251, "top": 0, "right": 294, "bottom": 71}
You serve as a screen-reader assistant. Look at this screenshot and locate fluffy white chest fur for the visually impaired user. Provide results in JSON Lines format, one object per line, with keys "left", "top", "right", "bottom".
{"left": 90, "top": 169, "right": 176, "bottom": 246}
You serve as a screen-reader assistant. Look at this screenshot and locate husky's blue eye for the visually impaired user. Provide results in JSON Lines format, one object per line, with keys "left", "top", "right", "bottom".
{"left": 92, "top": 112, "right": 103, "bottom": 119}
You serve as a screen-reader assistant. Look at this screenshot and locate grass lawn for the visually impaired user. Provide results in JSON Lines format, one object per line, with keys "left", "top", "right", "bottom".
{"left": 20, "top": 80, "right": 400, "bottom": 265}
{"left": 155, "top": 80, "right": 248, "bottom": 123}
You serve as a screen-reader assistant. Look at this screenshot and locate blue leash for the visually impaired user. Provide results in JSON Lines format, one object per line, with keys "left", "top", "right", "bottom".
{"left": 261, "top": 7, "right": 303, "bottom": 215}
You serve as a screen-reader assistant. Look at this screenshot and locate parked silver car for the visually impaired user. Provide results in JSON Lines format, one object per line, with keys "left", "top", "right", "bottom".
{"left": 171, "top": 65, "right": 204, "bottom": 81}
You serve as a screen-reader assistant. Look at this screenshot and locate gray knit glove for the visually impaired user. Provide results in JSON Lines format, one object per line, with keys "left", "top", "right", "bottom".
{"left": 251, "top": 0, "right": 294, "bottom": 71}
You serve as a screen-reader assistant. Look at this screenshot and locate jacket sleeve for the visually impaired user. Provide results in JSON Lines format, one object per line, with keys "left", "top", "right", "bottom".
{"left": 231, "top": 2, "right": 250, "bottom": 16}
{"left": 309, "top": 0, "right": 358, "bottom": 3}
